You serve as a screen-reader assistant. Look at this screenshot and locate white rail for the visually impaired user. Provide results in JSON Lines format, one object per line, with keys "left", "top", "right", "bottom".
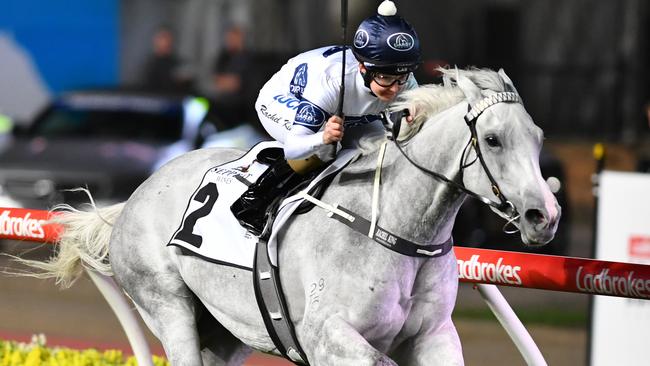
{"left": 86, "top": 270, "right": 154, "bottom": 366}
{"left": 476, "top": 284, "right": 547, "bottom": 366}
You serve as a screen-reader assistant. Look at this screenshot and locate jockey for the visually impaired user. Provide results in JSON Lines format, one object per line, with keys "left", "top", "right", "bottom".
{"left": 232, "top": 0, "right": 421, "bottom": 235}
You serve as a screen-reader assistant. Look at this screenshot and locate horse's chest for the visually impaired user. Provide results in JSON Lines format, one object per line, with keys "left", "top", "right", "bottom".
{"left": 392, "top": 294, "right": 427, "bottom": 337}
{"left": 372, "top": 272, "right": 454, "bottom": 346}
{"left": 357, "top": 284, "right": 424, "bottom": 347}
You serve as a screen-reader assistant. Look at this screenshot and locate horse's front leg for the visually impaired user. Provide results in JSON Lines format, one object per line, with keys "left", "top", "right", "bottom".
{"left": 305, "top": 315, "right": 397, "bottom": 366}
{"left": 394, "top": 318, "right": 464, "bottom": 366}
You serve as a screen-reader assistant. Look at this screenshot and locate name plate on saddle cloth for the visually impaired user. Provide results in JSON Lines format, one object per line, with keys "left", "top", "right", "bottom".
{"left": 167, "top": 141, "right": 282, "bottom": 270}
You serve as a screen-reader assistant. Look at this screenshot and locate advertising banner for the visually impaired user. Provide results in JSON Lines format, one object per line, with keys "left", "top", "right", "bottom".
{"left": 591, "top": 171, "right": 650, "bottom": 366}
{"left": 0, "top": 207, "right": 61, "bottom": 242}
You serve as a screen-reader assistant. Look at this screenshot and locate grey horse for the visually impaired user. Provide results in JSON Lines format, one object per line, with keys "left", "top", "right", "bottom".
{"left": 32, "top": 68, "right": 560, "bottom": 365}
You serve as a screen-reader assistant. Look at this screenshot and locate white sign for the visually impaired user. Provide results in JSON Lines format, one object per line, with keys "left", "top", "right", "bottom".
{"left": 591, "top": 171, "right": 650, "bottom": 365}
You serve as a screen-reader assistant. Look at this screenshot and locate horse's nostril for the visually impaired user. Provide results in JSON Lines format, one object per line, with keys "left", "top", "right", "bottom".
{"left": 525, "top": 209, "right": 546, "bottom": 226}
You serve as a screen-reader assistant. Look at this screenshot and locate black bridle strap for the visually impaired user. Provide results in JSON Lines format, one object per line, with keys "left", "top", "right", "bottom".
{"left": 463, "top": 92, "right": 521, "bottom": 214}
{"left": 465, "top": 113, "right": 510, "bottom": 210}
{"left": 392, "top": 138, "right": 504, "bottom": 211}
{"left": 384, "top": 91, "right": 522, "bottom": 218}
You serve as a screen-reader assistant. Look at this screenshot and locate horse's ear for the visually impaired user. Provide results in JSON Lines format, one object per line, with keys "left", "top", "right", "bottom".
{"left": 498, "top": 68, "right": 520, "bottom": 95}
{"left": 457, "top": 75, "right": 482, "bottom": 106}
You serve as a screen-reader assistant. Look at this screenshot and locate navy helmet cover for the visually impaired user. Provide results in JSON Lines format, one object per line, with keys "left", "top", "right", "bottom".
{"left": 352, "top": 14, "right": 421, "bottom": 75}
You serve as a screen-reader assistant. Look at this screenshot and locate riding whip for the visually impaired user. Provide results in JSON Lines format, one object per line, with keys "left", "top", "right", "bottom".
{"left": 327, "top": 0, "right": 348, "bottom": 160}
{"left": 336, "top": 0, "right": 348, "bottom": 117}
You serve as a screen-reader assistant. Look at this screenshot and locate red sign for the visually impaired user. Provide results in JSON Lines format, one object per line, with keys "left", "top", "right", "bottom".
{"left": 629, "top": 235, "right": 650, "bottom": 259}
{"left": 0, "top": 208, "right": 61, "bottom": 242}
{"left": 454, "top": 247, "right": 650, "bottom": 300}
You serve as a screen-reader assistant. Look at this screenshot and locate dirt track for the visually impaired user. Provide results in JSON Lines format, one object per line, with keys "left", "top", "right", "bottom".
{"left": 0, "top": 240, "right": 587, "bottom": 366}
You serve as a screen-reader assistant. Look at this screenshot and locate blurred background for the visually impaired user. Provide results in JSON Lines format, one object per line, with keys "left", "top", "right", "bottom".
{"left": 1, "top": 0, "right": 649, "bottom": 365}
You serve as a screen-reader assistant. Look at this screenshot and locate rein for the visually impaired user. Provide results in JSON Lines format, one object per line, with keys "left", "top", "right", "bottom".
{"left": 381, "top": 91, "right": 522, "bottom": 230}
{"left": 293, "top": 146, "right": 453, "bottom": 259}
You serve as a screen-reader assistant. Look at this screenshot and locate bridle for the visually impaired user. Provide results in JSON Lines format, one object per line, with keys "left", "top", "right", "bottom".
{"left": 380, "top": 91, "right": 522, "bottom": 231}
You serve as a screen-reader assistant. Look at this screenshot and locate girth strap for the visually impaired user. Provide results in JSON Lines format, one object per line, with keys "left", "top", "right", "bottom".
{"left": 328, "top": 205, "right": 453, "bottom": 258}
{"left": 253, "top": 238, "right": 309, "bottom": 365}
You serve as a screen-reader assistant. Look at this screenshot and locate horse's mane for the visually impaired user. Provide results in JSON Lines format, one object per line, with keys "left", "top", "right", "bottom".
{"left": 394, "top": 67, "right": 509, "bottom": 140}
{"left": 358, "top": 67, "right": 509, "bottom": 154}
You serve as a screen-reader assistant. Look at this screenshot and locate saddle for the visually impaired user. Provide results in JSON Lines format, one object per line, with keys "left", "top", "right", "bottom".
{"left": 230, "top": 147, "right": 330, "bottom": 237}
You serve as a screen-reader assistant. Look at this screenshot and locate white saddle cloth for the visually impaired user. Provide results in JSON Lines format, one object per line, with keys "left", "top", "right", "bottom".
{"left": 167, "top": 141, "right": 280, "bottom": 269}
{"left": 168, "top": 142, "right": 359, "bottom": 270}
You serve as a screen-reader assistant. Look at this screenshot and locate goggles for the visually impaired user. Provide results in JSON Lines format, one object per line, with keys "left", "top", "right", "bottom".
{"left": 372, "top": 72, "right": 410, "bottom": 87}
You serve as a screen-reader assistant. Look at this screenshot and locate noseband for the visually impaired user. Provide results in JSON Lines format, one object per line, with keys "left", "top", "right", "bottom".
{"left": 381, "top": 91, "right": 522, "bottom": 230}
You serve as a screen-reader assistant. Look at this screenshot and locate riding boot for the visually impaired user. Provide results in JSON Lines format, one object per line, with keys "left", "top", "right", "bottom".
{"left": 230, "top": 159, "right": 297, "bottom": 235}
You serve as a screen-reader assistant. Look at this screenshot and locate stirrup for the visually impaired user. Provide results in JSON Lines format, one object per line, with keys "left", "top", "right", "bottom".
{"left": 233, "top": 209, "right": 266, "bottom": 236}
{"left": 240, "top": 220, "right": 264, "bottom": 236}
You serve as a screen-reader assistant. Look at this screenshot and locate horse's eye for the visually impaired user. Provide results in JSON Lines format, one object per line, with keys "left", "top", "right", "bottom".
{"left": 485, "top": 135, "right": 501, "bottom": 148}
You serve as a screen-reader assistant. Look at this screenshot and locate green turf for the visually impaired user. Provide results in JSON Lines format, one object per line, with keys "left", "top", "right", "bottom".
{"left": 453, "top": 307, "right": 588, "bottom": 328}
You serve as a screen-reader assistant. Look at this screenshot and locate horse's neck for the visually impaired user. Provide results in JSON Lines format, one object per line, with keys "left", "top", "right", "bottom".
{"left": 379, "top": 102, "right": 470, "bottom": 244}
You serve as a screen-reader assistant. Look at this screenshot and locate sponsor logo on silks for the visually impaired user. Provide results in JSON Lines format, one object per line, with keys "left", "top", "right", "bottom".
{"left": 576, "top": 267, "right": 650, "bottom": 299}
{"left": 272, "top": 94, "right": 301, "bottom": 110}
{"left": 354, "top": 29, "right": 370, "bottom": 49}
{"left": 386, "top": 32, "right": 415, "bottom": 51}
{"left": 344, "top": 114, "right": 382, "bottom": 128}
{"left": 289, "top": 63, "right": 308, "bottom": 96}
{"left": 0, "top": 210, "right": 46, "bottom": 239}
{"left": 294, "top": 101, "right": 327, "bottom": 131}
{"left": 456, "top": 254, "right": 522, "bottom": 285}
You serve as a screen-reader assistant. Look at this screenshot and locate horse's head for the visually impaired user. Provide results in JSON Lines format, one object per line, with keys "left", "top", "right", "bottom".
{"left": 453, "top": 68, "right": 561, "bottom": 246}
{"left": 392, "top": 68, "right": 560, "bottom": 246}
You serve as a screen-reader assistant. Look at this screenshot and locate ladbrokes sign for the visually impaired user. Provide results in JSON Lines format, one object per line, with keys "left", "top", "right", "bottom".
{"left": 457, "top": 254, "right": 522, "bottom": 285}
{"left": 454, "top": 247, "right": 650, "bottom": 299}
{"left": 576, "top": 267, "right": 650, "bottom": 299}
{"left": 0, "top": 209, "right": 46, "bottom": 239}
{"left": 0, "top": 208, "right": 61, "bottom": 241}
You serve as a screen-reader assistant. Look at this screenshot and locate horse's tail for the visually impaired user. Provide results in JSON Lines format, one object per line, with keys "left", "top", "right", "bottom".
{"left": 11, "top": 191, "right": 125, "bottom": 289}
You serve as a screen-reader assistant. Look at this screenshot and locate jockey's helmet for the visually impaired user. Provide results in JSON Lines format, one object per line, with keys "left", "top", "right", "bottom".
{"left": 352, "top": 0, "right": 421, "bottom": 76}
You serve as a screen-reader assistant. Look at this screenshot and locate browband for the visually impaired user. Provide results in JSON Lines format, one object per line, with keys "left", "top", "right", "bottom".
{"left": 463, "top": 92, "right": 521, "bottom": 124}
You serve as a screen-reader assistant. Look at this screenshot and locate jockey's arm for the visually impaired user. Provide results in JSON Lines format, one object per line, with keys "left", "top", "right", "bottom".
{"left": 283, "top": 113, "right": 342, "bottom": 160}
{"left": 284, "top": 93, "right": 338, "bottom": 160}
{"left": 284, "top": 125, "right": 326, "bottom": 160}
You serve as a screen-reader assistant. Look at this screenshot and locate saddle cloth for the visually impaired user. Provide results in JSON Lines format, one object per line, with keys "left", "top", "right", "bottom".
{"left": 167, "top": 141, "right": 280, "bottom": 269}
{"left": 167, "top": 141, "right": 359, "bottom": 270}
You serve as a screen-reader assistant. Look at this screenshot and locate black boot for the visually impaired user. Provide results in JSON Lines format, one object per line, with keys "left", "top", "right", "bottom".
{"left": 231, "top": 159, "right": 297, "bottom": 235}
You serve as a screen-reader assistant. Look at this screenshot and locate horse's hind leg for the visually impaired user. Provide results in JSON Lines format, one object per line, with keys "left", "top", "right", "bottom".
{"left": 113, "top": 250, "right": 205, "bottom": 364}
{"left": 118, "top": 263, "right": 250, "bottom": 365}
{"left": 196, "top": 299, "right": 252, "bottom": 365}
{"left": 132, "top": 294, "right": 205, "bottom": 366}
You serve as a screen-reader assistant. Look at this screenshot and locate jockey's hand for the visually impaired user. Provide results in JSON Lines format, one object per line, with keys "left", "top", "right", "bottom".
{"left": 406, "top": 107, "right": 416, "bottom": 124}
{"left": 323, "top": 115, "right": 344, "bottom": 144}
